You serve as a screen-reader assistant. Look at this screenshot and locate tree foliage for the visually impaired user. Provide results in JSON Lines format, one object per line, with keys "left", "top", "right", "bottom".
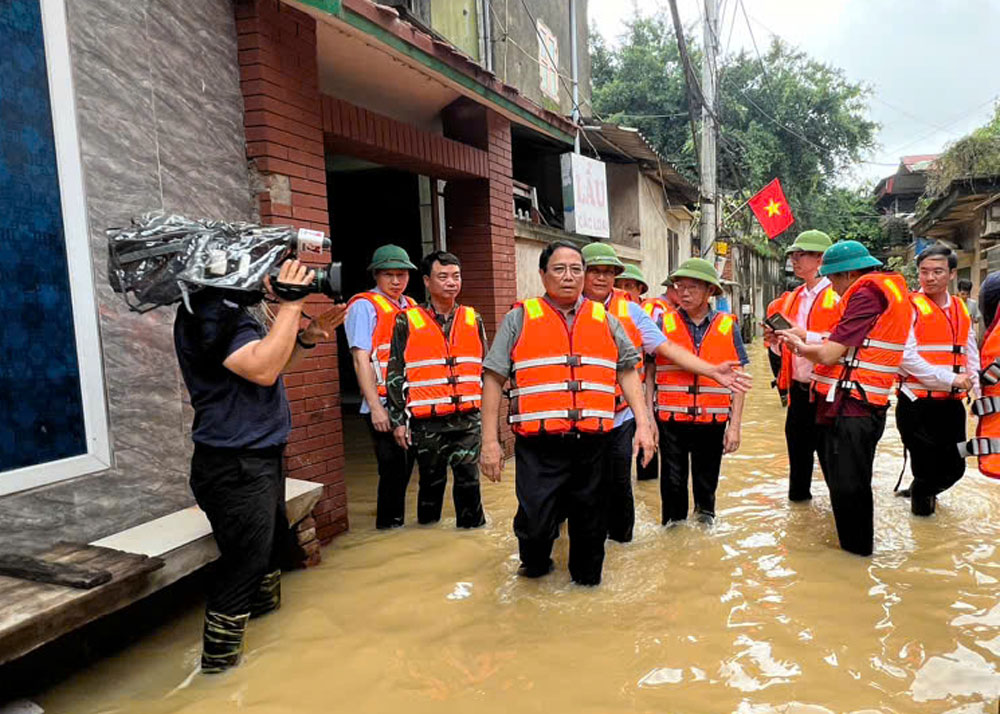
{"left": 590, "top": 14, "right": 879, "bottom": 249}
{"left": 926, "top": 103, "right": 1000, "bottom": 196}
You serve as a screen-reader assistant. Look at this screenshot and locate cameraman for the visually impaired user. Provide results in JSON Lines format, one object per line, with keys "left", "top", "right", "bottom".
{"left": 174, "top": 259, "right": 345, "bottom": 673}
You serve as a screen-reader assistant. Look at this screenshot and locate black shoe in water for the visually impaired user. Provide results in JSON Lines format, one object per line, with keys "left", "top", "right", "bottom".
{"left": 695, "top": 511, "right": 715, "bottom": 526}
{"left": 911, "top": 494, "right": 936, "bottom": 517}
{"left": 518, "top": 559, "right": 554, "bottom": 578}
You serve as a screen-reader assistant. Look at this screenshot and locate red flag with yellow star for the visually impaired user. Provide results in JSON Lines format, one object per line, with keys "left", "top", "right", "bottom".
{"left": 747, "top": 178, "right": 795, "bottom": 239}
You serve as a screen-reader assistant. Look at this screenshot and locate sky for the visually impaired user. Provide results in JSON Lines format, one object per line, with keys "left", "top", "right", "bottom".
{"left": 588, "top": 0, "right": 1000, "bottom": 186}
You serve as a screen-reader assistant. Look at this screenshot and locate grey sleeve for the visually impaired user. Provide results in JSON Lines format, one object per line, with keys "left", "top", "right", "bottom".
{"left": 482, "top": 307, "right": 524, "bottom": 379}
{"left": 607, "top": 315, "right": 641, "bottom": 371}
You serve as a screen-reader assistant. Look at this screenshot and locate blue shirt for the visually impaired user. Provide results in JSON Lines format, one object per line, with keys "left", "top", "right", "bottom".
{"left": 615, "top": 301, "right": 667, "bottom": 427}
{"left": 174, "top": 292, "right": 291, "bottom": 449}
{"left": 345, "top": 287, "right": 412, "bottom": 414}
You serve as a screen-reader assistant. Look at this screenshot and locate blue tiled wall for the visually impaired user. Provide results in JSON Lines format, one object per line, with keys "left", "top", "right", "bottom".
{"left": 0, "top": 0, "right": 87, "bottom": 471}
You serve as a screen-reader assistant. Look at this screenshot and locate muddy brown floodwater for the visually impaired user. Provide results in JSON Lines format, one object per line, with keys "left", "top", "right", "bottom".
{"left": 37, "top": 343, "right": 1000, "bottom": 713}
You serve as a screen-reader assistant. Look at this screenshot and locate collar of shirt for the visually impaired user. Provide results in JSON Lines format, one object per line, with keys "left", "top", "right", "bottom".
{"left": 373, "top": 286, "right": 410, "bottom": 310}
{"left": 678, "top": 306, "right": 717, "bottom": 329}
{"left": 801, "top": 276, "right": 831, "bottom": 300}
{"left": 917, "top": 288, "right": 951, "bottom": 310}
{"left": 422, "top": 301, "right": 457, "bottom": 328}
{"left": 542, "top": 293, "right": 585, "bottom": 317}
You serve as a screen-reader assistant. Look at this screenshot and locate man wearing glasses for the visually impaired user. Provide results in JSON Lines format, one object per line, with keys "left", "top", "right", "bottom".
{"left": 763, "top": 230, "right": 839, "bottom": 502}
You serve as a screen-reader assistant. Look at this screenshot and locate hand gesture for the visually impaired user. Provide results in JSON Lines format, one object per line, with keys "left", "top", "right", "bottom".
{"left": 480, "top": 440, "right": 505, "bottom": 483}
{"left": 710, "top": 361, "right": 753, "bottom": 393}
{"left": 776, "top": 330, "right": 806, "bottom": 354}
{"left": 300, "top": 304, "right": 348, "bottom": 344}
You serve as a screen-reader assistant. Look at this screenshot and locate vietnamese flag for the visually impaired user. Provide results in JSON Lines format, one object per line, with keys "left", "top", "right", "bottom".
{"left": 748, "top": 178, "right": 795, "bottom": 239}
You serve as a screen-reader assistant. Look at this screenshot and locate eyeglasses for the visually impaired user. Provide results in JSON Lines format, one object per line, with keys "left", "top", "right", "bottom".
{"left": 548, "top": 264, "right": 585, "bottom": 277}
{"left": 673, "top": 283, "right": 706, "bottom": 294}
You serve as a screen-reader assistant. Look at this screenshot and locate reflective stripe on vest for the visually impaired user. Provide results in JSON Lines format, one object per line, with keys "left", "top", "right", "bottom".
{"left": 970, "top": 321, "right": 1000, "bottom": 479}
{"left": 654, "top": 309, "right": 739, "bottom": 424}
{"left": 811, "top": 273, "right": 911, "bottom": 407}
{"left": 401, "top": 305, "right": 483, "bottom": 419}
{"left": 348, "top": 291, "right": 414, "bottom": 397}
{"left": 507, "top": 297, "right": 618, "bottom": 435}
{"left": 899, "top": 293, "right": 971, "bottom": 400}
{"left": 776, "top": 285, "right": 840, "bottom": 393}
{"left": 609, "top": 290, "right": 644, "bottom": 412}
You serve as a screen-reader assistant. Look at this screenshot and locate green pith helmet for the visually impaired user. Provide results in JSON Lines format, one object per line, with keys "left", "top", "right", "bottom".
{"left": 367, "top": 244, "right": 417, "bottom": 271}
{"left": 581, "top": 242, "right": 625, "bottom": 274}
{"left": 818, "top": 240, "right": 883, "bottom": 277}
{"left": 669, "top": 258, "right": 723, "bottom": 294}
{"left": 616, "top": 264, "right": 649, "bottom": 294}
{"left": 785, "top": 229, "right": 833, "bottom": 255}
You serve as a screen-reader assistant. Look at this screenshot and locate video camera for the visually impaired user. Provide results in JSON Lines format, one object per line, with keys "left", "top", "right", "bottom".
{"left": 107, "top": 213, "right": 342, "bottom": 312}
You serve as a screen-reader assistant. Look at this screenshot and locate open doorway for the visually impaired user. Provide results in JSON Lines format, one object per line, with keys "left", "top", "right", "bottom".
{"left": 327, "top": 158, "right": 427, "bottom": 415}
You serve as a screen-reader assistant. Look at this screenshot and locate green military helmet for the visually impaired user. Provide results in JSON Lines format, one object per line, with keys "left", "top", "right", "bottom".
{"left": 669, "top": 257, "right": 723, "bottom": 294}
{"left": 615, "top": 263, "right": 649, "bottom": 294}
{"left": 581, "top": 242, "right": 625, "bottom": 274}
{"left": 785, "top": 229, "right": 833, "bottom": 255}
{"left": 818, "top": 240, "right": 883, "bottom": 277}
{"left": 367, "top": 244, "right": 417, "bottom": 271}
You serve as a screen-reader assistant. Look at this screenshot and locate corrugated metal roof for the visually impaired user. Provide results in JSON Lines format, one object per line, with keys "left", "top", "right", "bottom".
{"left": 581, "top": 123, "right": 698, "bottom": 203}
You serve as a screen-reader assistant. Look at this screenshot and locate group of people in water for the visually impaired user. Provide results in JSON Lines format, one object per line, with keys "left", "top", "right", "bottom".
{"left": 178, "top": 229, "right": 998, "bottom": 671}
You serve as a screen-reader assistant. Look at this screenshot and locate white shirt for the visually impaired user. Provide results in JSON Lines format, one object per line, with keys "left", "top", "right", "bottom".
{"left": 899, "top": 291, "right": 980, "bottom": 398}
{"left": 769, "top": 278, "right": 832, "bottom": 383}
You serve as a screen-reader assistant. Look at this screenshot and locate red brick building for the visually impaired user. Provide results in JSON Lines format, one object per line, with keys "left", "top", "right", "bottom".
{"left": 234, "top": 0, "right": 578, "bottom": 542}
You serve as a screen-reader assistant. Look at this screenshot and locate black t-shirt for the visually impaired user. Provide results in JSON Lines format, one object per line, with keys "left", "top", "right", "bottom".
{"left": 174, "top": 292, "right": 291, "bottom": 449}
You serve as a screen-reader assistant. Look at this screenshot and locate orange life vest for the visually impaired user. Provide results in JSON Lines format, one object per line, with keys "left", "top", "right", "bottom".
{"left": 608, "top": 289, "right": 644, "bottom": 412}
{"left": 507, "top": 297, "right": 618, "bottom": 436}
{"left": 776, "top": 284, "right": 840, "bottom": 392}
{"left": 654, "top": 310, "right": 739, "bottom": 423}
{"left": 811, "top": 273, "right": 912, "bottom": 407}
{"left": 963, "top": 321, "right": 1000, "bottom": 479}
{"left": 899, "top": 293, "right": 971, "bottom": 400}
{"left": 643, "top": 296, "right": 671, "bottom": 318}
{"left": 401, "top": 305, "right": 483, "bottom": 419}
{"left": 347, "top": 291, "right": 416, "bottom": 398}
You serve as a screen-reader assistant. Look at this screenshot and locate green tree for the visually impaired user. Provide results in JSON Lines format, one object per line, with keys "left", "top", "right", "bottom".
{"left": 590, "top": 15, "right": 879, "bottom": 247}
{"left": 926, "top": 102, "right": 1000, "bottom": 196}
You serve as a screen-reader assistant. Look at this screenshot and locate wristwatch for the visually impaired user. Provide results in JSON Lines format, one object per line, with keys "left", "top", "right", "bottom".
{"left": 296, "top": 331, "right": 317, "bottom": 349}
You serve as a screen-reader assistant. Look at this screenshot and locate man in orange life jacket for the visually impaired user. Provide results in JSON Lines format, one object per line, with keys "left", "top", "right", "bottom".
{"left": 961, "top": 272, "right": 1000, "bottom": 481}
{"left": 636, "top": 279, "right": 680, "bottom": 481}
{"left": 478, "top": 241, "right": 655, "bottom": 585}
{"left": 764, "top": 291, "right": 790, "bottom": 406}
{"left": 345, "top": 245, "right": 418, "bottom": 528}
{"left": 763, "top": 230, "right": 838, "bottom": 502}
{"left": 581, "top": 243, "right": 751, "bottom": 543}
{"left": 895, "top": 244, "right": 978, "bottom": 516}
{"left": 655, "top": 258, "right": 750, "bottom": 527}
{"left": 779, "top": 240, "right": 913, "bottom": 556}
{"left": 614, "top": 263, "right": 649, "bottom": 303}
{"left": 384, "top": 251, "right": 488, "bottom": 528}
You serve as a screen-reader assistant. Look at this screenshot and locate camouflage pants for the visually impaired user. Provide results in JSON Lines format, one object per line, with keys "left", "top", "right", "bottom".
{"left": 411, "top": 425, "right": 486, "bottom": 528}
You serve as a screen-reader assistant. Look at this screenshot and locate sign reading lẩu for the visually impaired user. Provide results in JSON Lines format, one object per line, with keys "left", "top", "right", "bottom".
{"left": 560, "top": 153, "right": 609, "bottom": 239}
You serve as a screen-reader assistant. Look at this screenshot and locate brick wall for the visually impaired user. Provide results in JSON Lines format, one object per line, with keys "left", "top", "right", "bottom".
{"left": 445, "top": 110, "right": 517, "bottom": 454}
{"left": 236, "top": 0, "right": 347, "bottom": 542}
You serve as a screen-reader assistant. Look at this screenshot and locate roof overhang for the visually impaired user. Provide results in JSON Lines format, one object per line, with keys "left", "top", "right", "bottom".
{"left": 290, "top": 0, "right": 576, "bottom": 145}
{"left": 913, "top": 176, "right": 1000, "bottom": 238}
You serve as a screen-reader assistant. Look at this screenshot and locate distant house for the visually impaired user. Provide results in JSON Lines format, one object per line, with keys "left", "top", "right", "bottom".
{"left": 874, "top": 154, "right": 939, "bottom": 218}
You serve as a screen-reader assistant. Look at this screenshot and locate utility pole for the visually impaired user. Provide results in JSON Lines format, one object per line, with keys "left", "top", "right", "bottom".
{"left": 699, "top": 0, "right": 718, "bottom": 256}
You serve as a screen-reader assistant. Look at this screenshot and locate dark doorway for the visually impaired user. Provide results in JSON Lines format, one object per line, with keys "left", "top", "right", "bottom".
{"left": 327, "top": 160, "right": 425, "bottom": 414}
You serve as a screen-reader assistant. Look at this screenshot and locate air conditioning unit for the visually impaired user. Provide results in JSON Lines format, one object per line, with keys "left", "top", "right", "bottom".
{"left": 984, "top": 202, "right": 1000, "bottom": 237}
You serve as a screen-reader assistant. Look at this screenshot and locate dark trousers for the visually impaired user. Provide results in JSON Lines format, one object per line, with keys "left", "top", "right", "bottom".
{"left": 365, "top": 414, "right": 416, "bottom": 528}
{"left": 412, "top": 424, "right": 486, "bottom": 528}
{"left": 816, "top": 411, "right": 886, "bottom": 556}
{"left": 190, "top": 444, "right": 290, "bottom": 616}
{"left": 786, "top": 382, "right": 820, "bottom": 501}
{"left": 513, "top": 433, "right": 609, "bottom": 585}
{"left": 636, "top": 450, "right": 658, "bottom": 480}
{"left": 658, "top": 420, "right": 726, "bottom": 523}
{"left": 603, "top": 419, "right": 636, "bottom": 542}
{"left": 895, "top": 397, "right": 967, "bottom": 514}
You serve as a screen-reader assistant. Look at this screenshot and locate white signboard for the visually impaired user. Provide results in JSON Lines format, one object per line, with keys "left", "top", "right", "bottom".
{"left": 560, "top": 152, "right": 610, "bottom": 239}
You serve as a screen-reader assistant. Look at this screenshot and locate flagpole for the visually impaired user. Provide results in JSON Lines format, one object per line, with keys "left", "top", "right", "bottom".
{"left": 722, "top": 196, "right": 752, "bottom": 224}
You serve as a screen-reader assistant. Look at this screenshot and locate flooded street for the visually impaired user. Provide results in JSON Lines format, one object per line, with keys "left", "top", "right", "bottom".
{"left": 37, "top": 344, "right": 1000, "bottom": 713}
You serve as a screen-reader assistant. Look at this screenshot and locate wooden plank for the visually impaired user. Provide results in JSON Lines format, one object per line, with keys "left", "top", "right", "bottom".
{"left": 0, "top": 544, "right": 164, "bottom": 666}
{"left": 0, "top": 553, "right": 111, "bottom": 589}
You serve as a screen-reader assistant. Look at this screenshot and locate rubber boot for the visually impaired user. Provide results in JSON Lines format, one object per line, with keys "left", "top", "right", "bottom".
{"left": 201, "top": 610, "right": 250, "bottom": 673}
{"left": 250, "top": 570, "right": 281, "bottom": 619}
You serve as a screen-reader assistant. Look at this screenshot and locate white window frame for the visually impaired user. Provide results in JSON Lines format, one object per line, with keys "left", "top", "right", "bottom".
{"left": 0, "top": 0, "right": 111, "bottom": 496}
